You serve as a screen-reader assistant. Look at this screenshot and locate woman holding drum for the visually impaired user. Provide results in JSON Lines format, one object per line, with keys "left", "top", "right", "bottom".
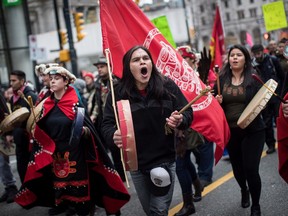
{"left": 214, "top": 44, "right": 265, "bottom": 216}
{"left": 102, "top": 45, "right": 192, "bottom": 216}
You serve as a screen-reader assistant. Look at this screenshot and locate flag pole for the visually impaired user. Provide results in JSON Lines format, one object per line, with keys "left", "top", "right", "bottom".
{"left": 217, "top": 0, "right": 225, "bottom": 37}
{"left": 182, "top": 0, "right": 191, "bottom": 45}
{"left": 105, "top": 49, "right": 130, "bottom": 188}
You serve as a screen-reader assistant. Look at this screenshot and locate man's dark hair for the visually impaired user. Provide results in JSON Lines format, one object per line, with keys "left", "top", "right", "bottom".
{"left": 251, "top": 44, "right": 264, "bottom": 53}
{"left": 11, "top": 70, "right": 26, "bottom": 81}
{"left": 278, "top": 37, "right": 288, "bottom": 44}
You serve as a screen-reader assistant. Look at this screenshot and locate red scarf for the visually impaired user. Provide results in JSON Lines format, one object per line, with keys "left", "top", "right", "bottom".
{"left": 12, "top": 85, "right": 25, "bottom": 104}
{"left": 41, "top": 86, "right": 78, "bottom": 121}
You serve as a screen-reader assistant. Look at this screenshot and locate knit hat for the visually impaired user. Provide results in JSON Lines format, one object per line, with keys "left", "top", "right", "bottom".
{"left": 149, "top": 167, "right": 171, "bottom": 196}
{"left": 176, "top": 46, "right": 196, "bottom": 60}
{"left": 71, "top": 78, "right": 86, "bottom": 94}
{"left": 45, "top": 66, "right": 76, "bottom": 84}
{"left": 82, "top": 71, "right": 95, "bottom": 80}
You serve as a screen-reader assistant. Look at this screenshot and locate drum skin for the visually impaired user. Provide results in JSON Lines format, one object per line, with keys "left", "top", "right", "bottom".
{"left": 237, "top": 79, "right": 278, "bottom": 129}
{"left": 26, "top": 98, "right": 46, "bottom": 133}
{"left": 117, "top": 100, "right": 138, "bottom": 171}
{"left": 0, "top": 107, "right": 30, "bottom": 134}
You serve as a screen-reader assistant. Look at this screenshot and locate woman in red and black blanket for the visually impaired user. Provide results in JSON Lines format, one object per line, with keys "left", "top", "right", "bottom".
{"left": 277, "top": 73, "right": 288, "bottom": 184}
{"left": 15, "top": 66, "right": 130, "bottom": 216}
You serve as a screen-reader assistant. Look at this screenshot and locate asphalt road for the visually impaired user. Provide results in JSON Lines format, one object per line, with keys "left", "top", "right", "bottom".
{"left": 0, "top": 144, "right": 287, "bottom": 216}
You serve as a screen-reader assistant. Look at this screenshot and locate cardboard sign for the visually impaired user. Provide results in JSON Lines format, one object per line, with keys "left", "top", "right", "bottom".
{"left": 262, "top": 1, "right": 287, "bottom": 32}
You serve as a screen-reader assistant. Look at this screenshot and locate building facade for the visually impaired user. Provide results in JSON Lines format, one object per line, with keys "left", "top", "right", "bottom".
{"left": 189, "top": 0, "right": 288, "bottom": 50}
{"left": 0, "top": 0, "right": 287, "bottom": 87}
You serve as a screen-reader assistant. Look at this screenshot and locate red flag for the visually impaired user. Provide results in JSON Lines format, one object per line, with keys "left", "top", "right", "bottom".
{"left": 246, "top": 32, "right": 254, "bottom": 48}
{"left": 100, "top": 0, "right": 230, "bottom": 163}
{"left": 209, "top": 6, "right": 225, "bottom": 69}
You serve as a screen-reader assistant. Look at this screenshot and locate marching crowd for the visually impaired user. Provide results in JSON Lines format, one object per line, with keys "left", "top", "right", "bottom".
{"left": 0, "top": 38, "right": 287, "bottom": 216}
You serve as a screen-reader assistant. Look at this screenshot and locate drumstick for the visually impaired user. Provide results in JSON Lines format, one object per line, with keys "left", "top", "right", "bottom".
{"left": 165, "top": 86, "right": 212, "bottom": 135}
{"left": 28, "top": 96, "right": 37, "bottom": 122}
{"left": 215, "top": 65, "right": 221, "bottom": 96}
{"left": 252, "top": 74, "right": 286, "bottom": 104}
{"left": 179, "top": 86, "right": 212, "bottom": 114}
{"left": 105, "top": 49, "right": 130, "bottom": 188}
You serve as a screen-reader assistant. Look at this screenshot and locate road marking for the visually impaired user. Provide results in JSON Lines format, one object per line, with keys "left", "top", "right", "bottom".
{"left": 168, "top": 147, "right": 271, "bottom": 216}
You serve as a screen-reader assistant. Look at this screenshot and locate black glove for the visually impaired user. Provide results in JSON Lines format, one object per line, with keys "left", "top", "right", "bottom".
{"left": 198, "top": 47, "right": 211, "bottom": 84}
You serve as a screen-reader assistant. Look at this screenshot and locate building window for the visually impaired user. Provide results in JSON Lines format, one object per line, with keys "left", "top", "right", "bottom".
{"left": 75, "top": 6, "right": 84, "bottom": 13}
{"left": 87, "top": 7, "right": 97, "bottom": 23}
{"left": 223, "top": 0, "right": 229, "bottom": 8}
{"left": 211, "top": 3, "right": 216, "bottom": 10}
{"left": 237, "top": 0, "right": 242, "bottom": 5}
{"left": 202, "top": 35, "right": 210, "bottom": 44}
{"left": 237, "top": 10, "right": 245, "bottom": 19}
{"left": 250, "top": 0, "right": 254, "bottom": 3}
{"left": 200, "top": 5, "right": 204, "bottom": 13}
{"left": 201, "top": 17, "right": 206, "bottom": 25}
{"left": 226, "top": 12, "right": 230, "bottom": 21}
{"left": 249, "top": 8, "right": 257, "bottom": 18}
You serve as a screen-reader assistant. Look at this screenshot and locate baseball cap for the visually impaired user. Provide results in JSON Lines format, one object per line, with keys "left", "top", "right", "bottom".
{"left": 93, "top": 56, "right": 107, "bottom": 67}
{"left": 150, "top": 167, "right": 171, "bottom": 196}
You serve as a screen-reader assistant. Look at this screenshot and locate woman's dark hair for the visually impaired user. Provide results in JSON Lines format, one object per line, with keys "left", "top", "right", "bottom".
{"left": 220, "top": 44, "right": 254, "bottom": 88}
{"left": 119, "top": 45, "right": 166, "bottom": 100}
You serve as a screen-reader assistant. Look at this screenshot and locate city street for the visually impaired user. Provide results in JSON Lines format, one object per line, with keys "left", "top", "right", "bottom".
{"left": 0, "top": 144, "right": 287, "bottom": 216}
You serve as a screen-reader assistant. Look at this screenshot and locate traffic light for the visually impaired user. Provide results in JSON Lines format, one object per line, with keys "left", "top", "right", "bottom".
{"left": 59, "top": 49, "right": 70, "bottom": 62}
{"left": 59, "top": 30, "right": 68, "bottom": 46}
{"left": 263, "top": 32, "right": 270, "bottom": 40}
{"left": 73, "top": 12, "right": 86, "bottom": 41}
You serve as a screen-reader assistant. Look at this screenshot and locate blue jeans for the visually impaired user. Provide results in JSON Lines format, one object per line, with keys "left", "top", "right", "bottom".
{"left": 176, "top": 149, "right": 197, "bottom": 194}
{"left": 130, "top": 162, "right": 175, "bottom": 216}
{"left": 192, "top": 139, "right": 214, "bottom": 182}
{"left": 0, "top": 153, "right": 16, "bottom": 187}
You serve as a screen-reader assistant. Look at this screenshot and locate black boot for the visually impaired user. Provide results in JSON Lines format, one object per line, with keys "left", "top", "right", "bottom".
{"left": 0, "top": 185, "right": 18, "bottom": 203}
{"left": 241, "top": 189, "right": 250, "bottom": 208}
{"left": 48, "top": 204, "right": 68, "bottom": 216}
{"left": 251, "top": 205, "right": 261, "bottom": 216}
{"left": 6, "top": 185, "right": 18, "bottom": 203}
{"left": 192, "top": 178, "right": 203, "bottom": 202}
{"left": 266, "top": 146, "right": 275, "bottom": 154}
{"left": 174, "top": 193, "right": 196, "bottom": 216}
{"left": 0, "top": 189, "right": 8, "bottom": 203}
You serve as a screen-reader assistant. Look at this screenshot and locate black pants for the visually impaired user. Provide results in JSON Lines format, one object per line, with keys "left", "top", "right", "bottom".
{"left": 110, "top": 146, "right": 126, "bottom": 182}
{"left": 13, "top": 128, "right": 30, "bottom": 183}
{"left": 227, "top": 127, "right": 265, "bottom": 207}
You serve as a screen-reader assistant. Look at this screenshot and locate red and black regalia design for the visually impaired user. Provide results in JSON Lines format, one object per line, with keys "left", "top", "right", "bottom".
{"left": 277, "top": 93, "right": 288, "bottom": 184}
{"left": 35, "top": 86, "right": 51, "bottom": 106}
{"left": 15, "top": 86, "right": 130, "bottom": 214}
